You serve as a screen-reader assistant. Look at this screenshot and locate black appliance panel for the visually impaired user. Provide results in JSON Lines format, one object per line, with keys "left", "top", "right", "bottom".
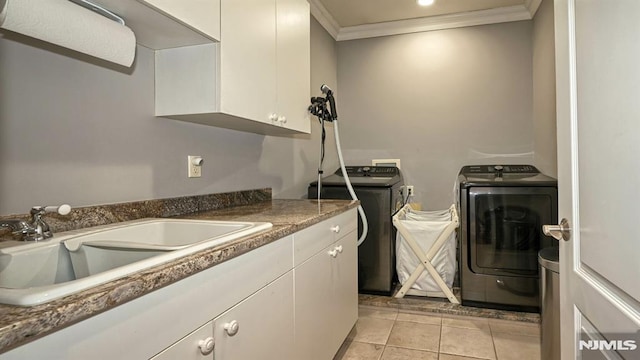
{"left": 337, "top": 166, "right": 400, "bottom": 177}
{"left": 461, "top": 165, "right": 539, "bottom": 174}
{"left": 319, "top": 166, "right": 403, "bottom": 187}
{"left": 469, "top": 188, "right": 557, "bottom": 277}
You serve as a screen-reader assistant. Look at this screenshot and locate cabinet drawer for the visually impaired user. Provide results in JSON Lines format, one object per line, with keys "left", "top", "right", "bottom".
{"left": 293, "top": 209, "right": 357, "bottom": 267}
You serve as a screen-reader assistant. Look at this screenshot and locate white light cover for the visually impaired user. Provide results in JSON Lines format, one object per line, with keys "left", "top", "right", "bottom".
{"left": 417, "top": 0, "right": 435, "bottom": 6}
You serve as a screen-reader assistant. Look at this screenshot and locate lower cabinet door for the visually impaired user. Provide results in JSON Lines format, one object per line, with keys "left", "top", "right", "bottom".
{"left": 294, "top": 231, "right": 358, "bottom": 360}
{"left": 150, "top": 321, "right": 214, "bottom": 360}
{"left": 213, "top": 271, "right": 294, "bottom": 360}
{"left": 331, "top": 233, "right": 359, "bottom": 344}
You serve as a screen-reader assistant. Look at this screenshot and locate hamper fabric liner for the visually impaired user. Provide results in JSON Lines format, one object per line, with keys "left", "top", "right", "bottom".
{"left": 393, "top": 205, "right": 458, "bottom": 302}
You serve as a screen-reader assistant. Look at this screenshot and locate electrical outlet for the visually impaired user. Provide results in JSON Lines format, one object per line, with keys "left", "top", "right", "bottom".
{"left": 406, "top": 185, "right": 414, "bottom": 197}
{"left": 188, "top": 156, "right": 203, "bottom": 178}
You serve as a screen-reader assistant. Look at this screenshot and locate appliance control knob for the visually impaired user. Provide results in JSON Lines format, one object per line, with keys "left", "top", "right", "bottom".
{"left": 198, "top": 337, "right": 215, "bottom": 355}
{"left": 224, "top": 320, "right": 239, "bottom": 336}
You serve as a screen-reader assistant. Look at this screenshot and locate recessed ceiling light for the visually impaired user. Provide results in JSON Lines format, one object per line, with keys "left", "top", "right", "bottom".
{"left": 417, "top": 0, "right": 434, "bottom": 6}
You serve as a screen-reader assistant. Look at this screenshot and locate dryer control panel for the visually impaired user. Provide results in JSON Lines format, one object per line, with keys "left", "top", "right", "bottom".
{"left": 460, "top": 165, "right": 539, "bottom": 175}
{"left": 336, "top": 166, "right": 400, "bottom": 177}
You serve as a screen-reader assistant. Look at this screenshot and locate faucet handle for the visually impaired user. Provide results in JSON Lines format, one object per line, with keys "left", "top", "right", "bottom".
{"left": 32, "top": 204, "right": 72, "bottom": 216}
{"left": 45, "top": 204, "right": 72, "bottom": 215}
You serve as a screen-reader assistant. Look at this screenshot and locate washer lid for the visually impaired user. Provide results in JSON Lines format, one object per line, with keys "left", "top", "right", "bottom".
{"left": 310, "top": 166, "right": 403, "bottom": 187}
{"left": 458, "top": 164, "right": 557, "bottom": 187}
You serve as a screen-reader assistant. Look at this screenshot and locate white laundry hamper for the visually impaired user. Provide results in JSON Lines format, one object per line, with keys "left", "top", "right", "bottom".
{"left": 393, "top": 204, "right": 459, "bottom": 304}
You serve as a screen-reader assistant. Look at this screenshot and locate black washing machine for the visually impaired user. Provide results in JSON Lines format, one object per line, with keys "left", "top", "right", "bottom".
{"left": 458, "top": 165, "right": 558, "bottom": 312}
{"left": 309, "top": 166, "right": 404, "bottom": 295}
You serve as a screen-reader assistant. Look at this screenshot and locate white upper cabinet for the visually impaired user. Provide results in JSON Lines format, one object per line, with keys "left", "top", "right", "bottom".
{"left": 219, "top": 0, "right": 278, "bottom": 126}
{"left": 154, "top": 0, "right": 311, "bottom": 135}
{"left": 275, "top": 0, "right": 312, "bottom": 133}
{"left": 95, "top": 0, "right": 220, "bottom": 49}
{"left": 142, "top": 0, "right": 221, "bottom": 41}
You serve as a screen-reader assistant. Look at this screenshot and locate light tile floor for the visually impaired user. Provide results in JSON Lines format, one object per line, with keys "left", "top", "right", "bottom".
{"left": 334, "top": 306, "right": 541, "bottom": 360}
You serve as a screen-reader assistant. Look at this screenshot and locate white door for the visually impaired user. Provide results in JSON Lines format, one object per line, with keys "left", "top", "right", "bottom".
{"left": 554, "top": 0, "right": 640, "bottom": 359}
{"left": 213, "top": 272, "right": 294, "bottom": 360}
{"left": 220, "top": 0, "right": 277, "bottom": 123}
{"left": 275, "top": 0, "right": 311, "bottom": 133}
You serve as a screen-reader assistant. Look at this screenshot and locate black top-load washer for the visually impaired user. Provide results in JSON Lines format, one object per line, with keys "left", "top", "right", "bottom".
{"left": 458, "top": 165, "right": 558, "bottom": 311}
{"left": 309, "top": 166, "right": 404, "bottom": 295}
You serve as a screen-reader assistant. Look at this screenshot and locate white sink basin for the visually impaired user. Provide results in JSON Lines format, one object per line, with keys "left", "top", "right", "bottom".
{"left": 0, "top": 219, "right": 272, "bottom": 306}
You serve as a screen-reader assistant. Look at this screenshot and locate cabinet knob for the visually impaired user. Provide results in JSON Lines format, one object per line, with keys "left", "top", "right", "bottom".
{"left": 198, "top": 337, "right": 215, "bottom": 355}
{"left": 328, "top": 249, "right": 338, "bottom": 258}
{"left": 268, "top": 113, "right": 278, "bottom": 122}
{"left": 277, "top": 115, "right": 287, "bottom": 124}
{"left": 330, "top": 225, "right": 340, "bottom": 233}
{"left": 224, "top": 320, "right": 240, "bottom": 336}
{"left": 335, "top": 245, "right": 343, "bottom": 253}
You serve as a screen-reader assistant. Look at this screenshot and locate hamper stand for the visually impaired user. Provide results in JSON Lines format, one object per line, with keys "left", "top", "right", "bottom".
{"left": 392, "top": 204, "right": 460, "bottom": 304}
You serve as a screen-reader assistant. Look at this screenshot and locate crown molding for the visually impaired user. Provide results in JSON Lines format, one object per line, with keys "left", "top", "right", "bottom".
{"left": 336, "top": 5, "right": 532, "bottom": 41}
{"left": 525, "top": 0, "right": 543, "bottom": 17}
{"left": 308, "top": 1, "right": 537, "bottom": 42}
{"left": 309, "top": 0, "right": 340, "bottom": 39}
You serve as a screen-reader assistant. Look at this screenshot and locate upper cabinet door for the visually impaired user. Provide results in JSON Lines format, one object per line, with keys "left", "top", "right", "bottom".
{"left": 276, "top": 0, "right": 310, "bottom": 133}
{"left": 220, "top": 0, "right": 278, "bottom": 124}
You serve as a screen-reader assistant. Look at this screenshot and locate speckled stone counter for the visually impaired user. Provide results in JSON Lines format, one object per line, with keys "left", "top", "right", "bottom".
{"left": 0, "top": 193, "right": 358, "bottom": 354}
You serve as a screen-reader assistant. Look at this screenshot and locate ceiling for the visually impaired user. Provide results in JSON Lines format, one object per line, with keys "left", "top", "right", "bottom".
{"left": 309, "top": 0, "right": 542, "bottom": 41}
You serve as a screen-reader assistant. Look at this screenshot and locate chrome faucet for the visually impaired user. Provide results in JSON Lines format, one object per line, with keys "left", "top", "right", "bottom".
{"left": 0, "top": 204, "right": 71, "bottom": 241}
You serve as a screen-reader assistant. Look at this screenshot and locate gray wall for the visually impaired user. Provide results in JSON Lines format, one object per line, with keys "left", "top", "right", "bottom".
{"left": 532, "top": 0, "right": 557, "bottom": 177}
{"left": 336, "top": 21, "right": 534, "bottom": 210}
{"left": 0, "top": 13, "right": 556, "bottom": 215}
{"left": 0, "top": 17, "right": 337, "bottom": 215}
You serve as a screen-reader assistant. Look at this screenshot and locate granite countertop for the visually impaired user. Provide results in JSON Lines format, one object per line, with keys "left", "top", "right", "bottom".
{"left": 0, "top": 198, "right": 358, "bottom": 354}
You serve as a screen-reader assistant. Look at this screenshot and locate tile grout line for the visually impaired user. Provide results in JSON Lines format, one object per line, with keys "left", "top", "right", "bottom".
{"left": 489, "top": 321, "right": 499, "bottom": 360}
{"left": 381, "top": 317, "right": 397, "bottom": 359}
{"left": 438, "top": 319, "right": 444, "bottom": 359}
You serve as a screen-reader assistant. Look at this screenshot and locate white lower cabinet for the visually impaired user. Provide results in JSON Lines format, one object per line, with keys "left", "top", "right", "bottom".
{"left": 294, "top": 235, "right": 358, "bottom": 360}
{"left": 294, "top": 211, "right": 359, "bottom": 360}
{"left": 152, "top": 272, "right": 294, "bottom": 360}
{"left": 0, "top": 209, "right": 357, "bottom": 360}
